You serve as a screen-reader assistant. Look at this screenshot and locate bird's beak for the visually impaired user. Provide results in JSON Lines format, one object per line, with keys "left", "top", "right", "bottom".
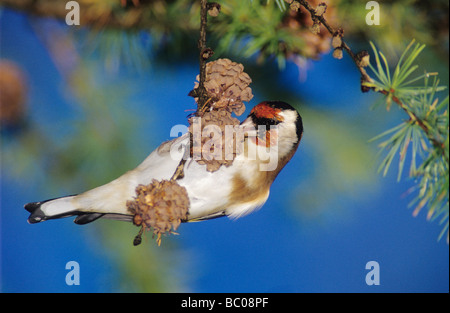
{"left": 240, "top": 117, "right": 258, "bottom": 138}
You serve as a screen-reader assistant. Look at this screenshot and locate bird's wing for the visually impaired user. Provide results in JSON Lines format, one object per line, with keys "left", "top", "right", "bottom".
{"left": 72, "top": 133, "right": 190, "bottom": 216}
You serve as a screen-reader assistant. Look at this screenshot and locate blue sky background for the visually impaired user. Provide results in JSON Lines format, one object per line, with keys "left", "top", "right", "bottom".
{"left": 1, "top": 8, "right": 448, "bottom": 293}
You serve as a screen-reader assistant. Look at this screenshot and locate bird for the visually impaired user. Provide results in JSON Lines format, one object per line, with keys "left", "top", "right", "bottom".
{"left": 25, "top": 101, "right": 303, "bottom": 226}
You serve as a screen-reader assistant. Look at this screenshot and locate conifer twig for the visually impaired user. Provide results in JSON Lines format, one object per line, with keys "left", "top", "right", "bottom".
{"left": 285, "top": 0, "right": 372, "bottom": 87}
{"left": 287, "top": 0, "right": 447, "bottom": 161}
{"left": 188, "top": 0, "right": 215, "bottom": 112}
{"left": 173, "top": 0, "right": 218, "bottom": 181}
{"left": 286, "top": 1, "right": 448, "bottom": 240}
{"left": 197, "top": 0, "right": 210, "bottom": 108}
{"left": 378, "top": 89, "right": 448, "bottom": 163}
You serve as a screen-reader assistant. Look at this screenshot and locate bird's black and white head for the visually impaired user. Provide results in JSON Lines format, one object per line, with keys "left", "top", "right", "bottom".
{"left": 243, "top": 101, "right": 303, "bottom": 160}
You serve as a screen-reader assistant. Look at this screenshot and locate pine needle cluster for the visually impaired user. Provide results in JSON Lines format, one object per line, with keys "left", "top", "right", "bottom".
{"left": 365, "top": 40, "right": 449, "bottom": 242}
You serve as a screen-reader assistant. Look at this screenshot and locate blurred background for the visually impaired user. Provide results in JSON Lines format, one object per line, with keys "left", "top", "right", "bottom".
{"left": 0, "top": 0, "right": 448, "bottom": 292}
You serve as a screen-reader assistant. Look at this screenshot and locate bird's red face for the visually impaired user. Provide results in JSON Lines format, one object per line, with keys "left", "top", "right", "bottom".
{"left": 250, "top": 103, "right": 284, "bottom": 123}
{"left": 247, "top": 102, "right": 285, "bottom": 148}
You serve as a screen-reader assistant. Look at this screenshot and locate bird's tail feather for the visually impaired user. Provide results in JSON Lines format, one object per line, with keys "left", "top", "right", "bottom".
{"left": 25, "top": 194, "right": 133, "bottom": 225}
{"left": 26, "top": 195, "right": 74, "bottom": 223}
{"left": 25, "top": 195, "right": 106, "bottom": 225}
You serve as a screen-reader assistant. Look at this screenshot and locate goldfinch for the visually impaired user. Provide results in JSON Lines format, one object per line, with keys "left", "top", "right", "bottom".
{"left": 25, "top": 101, "right": 303, "bottom": 225}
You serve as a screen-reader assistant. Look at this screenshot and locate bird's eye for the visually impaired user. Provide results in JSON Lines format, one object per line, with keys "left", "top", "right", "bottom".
{"left": 251, "top": 115, "right": 281, "bottom": 128}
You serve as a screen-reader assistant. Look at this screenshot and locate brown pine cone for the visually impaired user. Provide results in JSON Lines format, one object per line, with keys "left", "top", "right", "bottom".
{"left": 127, "top": 179, "right": 190, "bottom": 245}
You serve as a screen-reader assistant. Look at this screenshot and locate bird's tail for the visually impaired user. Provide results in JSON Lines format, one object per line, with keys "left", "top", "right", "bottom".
{"left": 25, "top": 195, "right": 105, "bottom": 225}
{"left": 25, "top": 171, "right": 138, "bottom": 225}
